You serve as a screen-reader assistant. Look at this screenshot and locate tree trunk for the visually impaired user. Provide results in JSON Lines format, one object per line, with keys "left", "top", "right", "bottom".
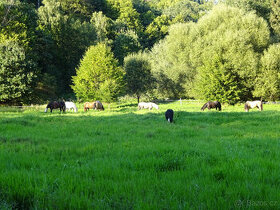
{"left": 137, "top": 96, "right": 140, "bottom": 104}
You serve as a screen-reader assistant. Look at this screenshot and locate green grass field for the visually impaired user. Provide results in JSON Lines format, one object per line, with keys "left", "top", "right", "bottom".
{"left": 0, "top": 102, "right": 280, "bottom": 209}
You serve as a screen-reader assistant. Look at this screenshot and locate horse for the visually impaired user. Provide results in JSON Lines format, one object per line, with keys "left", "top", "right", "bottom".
{"left": 65, "top": 101, "right": 78, "bottom": 112}
{"left": 94, "top": 101, "right": 105, "bottom": 111}
{"left": 45, "top": 101, "right": 65, "bottom": 113}
{"left": 84, "top": 102, "right": 95, "bottom": 112}
{"left": 165, "top": 109, "right": 174, "bottom": 123}
{"left": 201, "top": 101, "right": 221, "bottom": 111}
{"left": 244, "top": 101, "right": 263, "bottom": 112}
{"left": 138, "top": 102, "right": 159, "bottom": 110}
{"left": 84, "top": 101, "right": 104, "bottom": 111}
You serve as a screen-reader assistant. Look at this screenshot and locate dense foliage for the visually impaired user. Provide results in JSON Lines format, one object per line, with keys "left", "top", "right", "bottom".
{"left": 124, "top": 52, "right": 155, "bottom": 103}
{"left": 0, "top": 41, "right": 36, "bottom": 103}
{"left": 1, "top": 0, "right": 280, "bottom": 103}
{"left": 72, "top": 43, "right": 124, "bottom": 102}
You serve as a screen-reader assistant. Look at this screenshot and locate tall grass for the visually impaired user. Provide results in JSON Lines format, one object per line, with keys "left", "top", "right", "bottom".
{"left": 0, "top": 102, "right": 279, "bottom": 209}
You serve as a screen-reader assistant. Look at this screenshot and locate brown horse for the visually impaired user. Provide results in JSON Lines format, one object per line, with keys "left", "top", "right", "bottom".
{"left": 45, "top": 101, "right": 65, "bottom": 113}
{"left": 84, "top": 102, "right": 95, "bottom": 111}
{"left": 84, "top": 101, "right": 104, "bottom": 111}
{"left": 201, "top": 101, "right": 221, "bottom": 111}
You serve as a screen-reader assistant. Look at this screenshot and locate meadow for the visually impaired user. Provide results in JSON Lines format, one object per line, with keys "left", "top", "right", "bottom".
{"left": 0, "top": 101, "right": 280, "bottom": 209}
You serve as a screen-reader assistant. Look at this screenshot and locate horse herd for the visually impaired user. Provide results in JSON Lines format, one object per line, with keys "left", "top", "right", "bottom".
{"left": 44, "top": 100, "right": 263, "bottom": 123}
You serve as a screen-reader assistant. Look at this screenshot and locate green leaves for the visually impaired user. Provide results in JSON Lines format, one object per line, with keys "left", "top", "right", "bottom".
{"left": 72, "top": 43, "right": 125, "bottom": 102}
{"left": 254, "top": 44, "right": 280, "bottom": 100}
{"left": 124, "top": 52, "right": 155, "bottom": 102}
{"left": 149, "top": 4, "right": 270, "bottom": 102}
{"left": 0, "top": 41, "right": 36, "bottom": 103}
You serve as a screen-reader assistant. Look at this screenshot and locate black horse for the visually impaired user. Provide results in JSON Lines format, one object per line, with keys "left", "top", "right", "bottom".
{"left": 165, "top": 109, "right": 174, "bottom": 123}
{"left": 45, "top": 101, "right": 66, "bottom": 113}
{"left": 201, "top": 101, "right": 221, "bottom": 111}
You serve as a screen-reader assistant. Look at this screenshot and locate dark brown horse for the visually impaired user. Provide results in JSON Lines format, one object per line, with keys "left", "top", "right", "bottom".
{"left": 84, "top": 101, "right": 104, "bottom": 111}
{"left": 201, "top": 101, "right": 221, "bottom": 111}
{"left": 94, "top": 101, "right": 104, "bottom": 111}
{"left": 45, "top": 101, "right": 65, "bottom": 113}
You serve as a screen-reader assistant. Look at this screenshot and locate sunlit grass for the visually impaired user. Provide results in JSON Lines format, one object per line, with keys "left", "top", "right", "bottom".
{"left": 0, "top": 102, "right": 279, "bottom": 209}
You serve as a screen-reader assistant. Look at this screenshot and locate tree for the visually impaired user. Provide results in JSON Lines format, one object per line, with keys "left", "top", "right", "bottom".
{"left": 149, "top": 5, "right": 270, "bottom": 101}
{"left": 0, "top": 41, "right": 36, "bottom": 104}
{"left": 91, "top": 11, "right": 111, "bottom": 43}
{"left": 191, "top": 5, "right": 270, "bottom": 102}
{"left": 254, "top": 44, "right": 280, "bottom": 101}
{"left": 194, "top": 53, "right": 243, "bottom": 104}
{"left": 113, "top": 30, "right": 141, "bottom": 65}
{"left": 270, "top": 0, "right": 280, "bottom": 39}
{"left": 163, "top": 0, "right": 201, "bottom": 23}
{"left": 223, "top": 0, "right": 271, "bottom": 23}
{"left": 150, "top": 23, "right": 196, "bottom": 98}
{"left": 124, "top": 52, "right": 155, "bottom": 103}
{"left": 72, "top": 43, "right": 125, "bottom": 102}
{"left": 145, "top": 14, "right": 170, "bottom": 47}
{"left": 38, "top": 0, "right": 97, "bottom": 94}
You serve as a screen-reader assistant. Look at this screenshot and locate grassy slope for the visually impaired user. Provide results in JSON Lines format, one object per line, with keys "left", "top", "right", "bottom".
{"left": 0, "top": 102, "right": 279, "bottom": 209}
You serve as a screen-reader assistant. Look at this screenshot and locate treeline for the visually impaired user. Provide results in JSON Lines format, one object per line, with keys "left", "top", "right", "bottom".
{"left": 1, "top": 0, "right": 280, "bottom": 104}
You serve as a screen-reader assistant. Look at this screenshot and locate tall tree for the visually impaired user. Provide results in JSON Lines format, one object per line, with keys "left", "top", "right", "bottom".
{"left": 150, "top": 23, "right": 196, "bottom": 98}
{"left": 38, "top": 0, "right": 96, "bottom": 95}
{"left": 254, "top": 44, "right": 280, "bottom": 101}
{"left": 270, "top": 0, "right": 280, "bottom": 39}
{"left": 0, "top": 41, "right": 36, "bottom": 104}
{"left": 113, "top": 30, "right": 141, "bottom": 65}
{"left": 72, "top": 43, "right": 125, "bottom": 102}
{"left": 192, "top": 5, "right": 270, "bottom": 102}
{"left": 124, "top": 52, "right": 155, "bottom": 103}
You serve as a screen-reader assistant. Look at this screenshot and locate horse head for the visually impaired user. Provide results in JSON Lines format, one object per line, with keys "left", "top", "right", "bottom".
{"left": 244, "top": 103, "right": 249, "bottom": 112}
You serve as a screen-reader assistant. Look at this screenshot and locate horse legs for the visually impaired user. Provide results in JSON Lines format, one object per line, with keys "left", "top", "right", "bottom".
{"left": 50, "top": 108, "right": 53, "bottom": 113}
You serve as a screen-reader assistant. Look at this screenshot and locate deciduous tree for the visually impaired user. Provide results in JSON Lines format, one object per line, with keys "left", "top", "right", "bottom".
{"left": 72, "top": 43, "right": 125, "bottom": 102}
{"left": 124, "top": 52, "right": 155, "bottom": 103}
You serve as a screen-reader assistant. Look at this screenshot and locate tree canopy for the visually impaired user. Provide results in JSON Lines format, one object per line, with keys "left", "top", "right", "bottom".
{"left": 72, "top": 43, "right": 125, "bottom": 102}
{"left": 1, "top": 0, "right": 280, "bottom": 104}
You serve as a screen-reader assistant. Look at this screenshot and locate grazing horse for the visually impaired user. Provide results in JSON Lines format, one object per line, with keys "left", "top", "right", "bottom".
{"left": 94, "top": 101, "right": 105, "bottom": 111}
{"left": 84, "top": 102, "right": 95, "bottom": 112}
{"left": 45, "top": 101, "right": 65, "bottom": 113}
{"left": 244, "top": 101, "right": 263, "bottom": 112}
{"left": 65, "top": 102, "right": 78, "bottom": 112}
{"left": 165, "top": 109, "right": 174, "bottom": 123}
{"left": 138, "top": 102, "right": 159, "bottom": 110}
{"left": 201, "top": 101, "right": 221, "bottom": 111}
{"left": 84, "top": 101, "right": 104, "bottom": 111}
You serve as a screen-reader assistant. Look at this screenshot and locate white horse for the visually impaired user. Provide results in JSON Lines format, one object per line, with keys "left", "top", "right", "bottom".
{"left": 244, "top": 101, "right": 263, "bottom": 112}
{"left": 138, "top": 102, "right": 159, "bottom": 110}
{"left": 65, "top": 101, "right": 78, "bottom": 112}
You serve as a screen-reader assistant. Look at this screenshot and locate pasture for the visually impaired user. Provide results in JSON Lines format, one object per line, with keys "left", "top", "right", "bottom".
{"left": 0, "top": 102, "right": 279, "bottom": 209}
